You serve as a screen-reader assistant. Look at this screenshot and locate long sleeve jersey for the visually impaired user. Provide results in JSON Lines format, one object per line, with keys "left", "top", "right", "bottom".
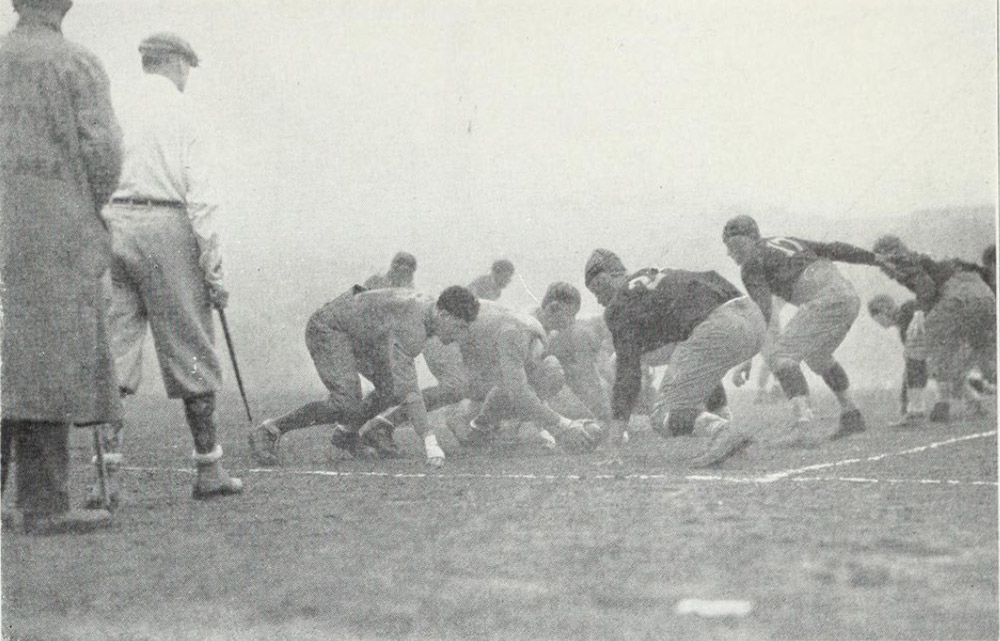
{"left": 604, "top": 268, "right": 741, "bottom": 421}
{"left": 740, "top": 237, "right": 877, "bottom": 321}
{"left": 878, "top": 253, "right": 992, "bottom": 312}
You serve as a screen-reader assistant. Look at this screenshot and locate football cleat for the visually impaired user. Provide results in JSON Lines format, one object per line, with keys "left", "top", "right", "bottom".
{"left": 929, "top": 401, "right": 950, "bottom": 423}
{"left": 359, "top": 416, "right": 401, "bottom": 458}
{"left": 330, "top": 425, "right": 361, "bottom": 456}
{"left": 690, "top": 424, "right": 752, "bottom": 468}
{"left": 830, "top": 409, "right": 866, "bottom": 440}
{"left": 249, "top": 420, "right": 281, "bottom": 466}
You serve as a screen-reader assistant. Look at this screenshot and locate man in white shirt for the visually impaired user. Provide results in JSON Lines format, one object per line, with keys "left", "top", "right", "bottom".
{"left": 94, "top": 32, "right": 241, "bottom": 504}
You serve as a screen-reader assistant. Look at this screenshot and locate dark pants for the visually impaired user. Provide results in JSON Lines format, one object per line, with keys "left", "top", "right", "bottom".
{"left": 1, "top": 419, "right": 71, "bottom": 516}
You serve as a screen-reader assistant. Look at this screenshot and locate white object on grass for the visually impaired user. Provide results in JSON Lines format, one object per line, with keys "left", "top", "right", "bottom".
{"left": 675, "top": 598, "right": 753, "bottom": 618}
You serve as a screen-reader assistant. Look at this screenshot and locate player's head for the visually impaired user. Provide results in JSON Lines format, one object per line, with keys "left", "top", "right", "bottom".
{"left": 585, "top": 248, "right": 627, "bottom": 306}
{"left": 872, "top": 234, "right": 908, "bottom": 257}
{"left": 491, "top": 259, "right": 515, "bottom": 288}
{"left": 435, "top": 285, "right": 479, "bottom": 344}
{"left": 722, "top": 215, "right": 760, "bottom": 266}
{"left": 387, "top": 251, "right": 417, "bottom": 287}
{"left": 538, "top": 282, "right": 581, "bottom": 332}
{"left": 867, "top": 294, "right": 897, "bottom": 328}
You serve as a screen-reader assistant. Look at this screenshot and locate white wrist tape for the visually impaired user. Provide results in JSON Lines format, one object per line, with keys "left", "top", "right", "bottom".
{"left": 424, "top": 434, "right": 445, "bottom": 460}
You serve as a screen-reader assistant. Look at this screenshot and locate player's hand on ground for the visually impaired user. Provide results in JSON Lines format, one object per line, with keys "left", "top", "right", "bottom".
{"left": 206, "top": 281, "right": 229, "bottom": 310}
{"left": 424, "top": 434, "right": 445, "bottom": 468}
{"left": 731, "top": 360, "right": 752, "bottom": 387}
{"left": 557, "top": 418, "right": 602, "bottom": 453}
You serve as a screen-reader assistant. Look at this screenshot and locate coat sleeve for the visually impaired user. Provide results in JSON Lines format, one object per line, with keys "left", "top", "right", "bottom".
{"left": 69, "top": 51, "right": 123, "bottom": 210}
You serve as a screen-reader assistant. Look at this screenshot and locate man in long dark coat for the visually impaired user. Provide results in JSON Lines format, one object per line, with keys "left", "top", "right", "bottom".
{"left": 1, "top": 0, "right": 123, "bottom": 533}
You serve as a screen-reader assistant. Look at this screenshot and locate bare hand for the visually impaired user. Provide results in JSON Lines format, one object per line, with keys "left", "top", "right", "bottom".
{"left": 206, "top": 281, "right": 229, "bottom": 310}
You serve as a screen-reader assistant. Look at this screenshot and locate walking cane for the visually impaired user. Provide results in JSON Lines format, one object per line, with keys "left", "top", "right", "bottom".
{"left": 218, "top": 308, "right": 253, "bottom": 424}
{"left": 91, "top": 426, "right": 110, "bottom": 510}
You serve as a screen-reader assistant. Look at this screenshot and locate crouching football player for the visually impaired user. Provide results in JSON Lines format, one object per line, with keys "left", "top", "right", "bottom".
{"left": 722, "top": 215, "right": 877, "bottom": 444}
{"left": 584, "top": 249, "right": 765, "bottom": 467}
{"left": 249, "top": 286, "right": 479, "bottom": 467}
{"left": 873, "top": 235, "right": 996, "bottom": 424}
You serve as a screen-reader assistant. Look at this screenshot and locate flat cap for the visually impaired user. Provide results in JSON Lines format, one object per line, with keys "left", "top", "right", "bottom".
{"left": 584, "top": 248, "right": 626, "bottom": 286}
{"left": 722, "top": 215, "right": 761, "bottom": 241}
{"left": 139, "top": 32, "right": 199, "bottom": 67}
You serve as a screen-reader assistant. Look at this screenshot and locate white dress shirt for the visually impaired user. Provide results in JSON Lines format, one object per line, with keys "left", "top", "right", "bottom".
{"left": 111, "top": 73, "right": 223, "bottom": 286}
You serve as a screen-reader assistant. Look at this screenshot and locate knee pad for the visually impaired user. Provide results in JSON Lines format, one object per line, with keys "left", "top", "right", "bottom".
{"left": 773, "top": 364, "right": 809, "bottom": 399}
{"left": 820, "top": 362, "right": 850, "bottom": 393}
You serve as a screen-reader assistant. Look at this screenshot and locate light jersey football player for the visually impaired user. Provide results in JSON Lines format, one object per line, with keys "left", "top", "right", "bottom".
{"left": 467, "top": 258, "right": 515, "bottom": 301}
{"left": 872, "top": 235, "right": 996, "bottom": 424}
{"left": 249, "top": 286, "right": 479, "bottom": 468}
{"left": 584, "top": 249, "right": 766, "bottom": 468}
{"left": 531, "top": 282, "right": 614, "bottom": 423}
{"left": 364, "top": 251, "right": 417, "bottom": 290}
{"left": 722, "top": 215, "right": 877, "bottom": 443}
{"left": 356, "top": 297, "right": 599, "bottom": 455}
{"left": 867, "top": 295, "right": 930, "bottom": 420}
{"left": 458, "top": 300, "right": 600, "bottom": 452}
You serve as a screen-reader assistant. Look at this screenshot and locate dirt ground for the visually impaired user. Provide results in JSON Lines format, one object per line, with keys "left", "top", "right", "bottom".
{"left": 2, "top": 389, "right": 996, "bottom": 640}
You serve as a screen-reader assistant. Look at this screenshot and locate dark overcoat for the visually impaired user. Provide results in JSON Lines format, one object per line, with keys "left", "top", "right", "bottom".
{"left": 0, "top": 16, "right": 123, "bottom": 423}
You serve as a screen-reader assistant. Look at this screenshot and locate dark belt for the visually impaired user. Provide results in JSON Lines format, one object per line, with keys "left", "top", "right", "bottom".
{"left": 111, "top": 197, "right": 185, "bottom": 208}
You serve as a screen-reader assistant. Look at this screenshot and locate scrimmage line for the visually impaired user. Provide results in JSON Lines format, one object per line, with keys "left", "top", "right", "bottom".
{"left": 117, "top": 465, "right": 997, "bottom": 488}
{"left": 117, "top": 429, "right": 997, "bottom": 488}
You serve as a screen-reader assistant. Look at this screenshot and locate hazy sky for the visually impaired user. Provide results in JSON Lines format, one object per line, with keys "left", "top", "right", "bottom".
{"left": 2, "top": 1, "right": 996, "bottom": 392}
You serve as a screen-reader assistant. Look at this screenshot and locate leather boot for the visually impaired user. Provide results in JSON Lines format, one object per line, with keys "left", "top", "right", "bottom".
{"left": 185, "top": 394, "right": 243, "bottom": 500}
{"left": 192, "top": 445, "right": 243, "bottom": 500}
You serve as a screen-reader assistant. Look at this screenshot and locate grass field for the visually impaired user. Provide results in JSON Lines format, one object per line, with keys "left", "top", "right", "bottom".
{"left": 2, "top": 389, "right": 996, "bottom": 640}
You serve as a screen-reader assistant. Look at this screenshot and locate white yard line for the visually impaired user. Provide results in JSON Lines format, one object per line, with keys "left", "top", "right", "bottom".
{"left": 750, "top": 429, "right": 997, "bottom": 483}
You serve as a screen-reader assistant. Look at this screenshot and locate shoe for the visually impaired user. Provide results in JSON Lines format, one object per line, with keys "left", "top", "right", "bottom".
{"left": 690, "top": 424, "right": 753, "bottom": 468}
{"left": 457, "top": 419, "right": 496, "bottom": 448}
{"left": 84, "top": 485, "right": 119, "bottom": 511}
{"left": 192, "top": 445, "right": 244, "bottom": 500}
{"left": 831, "top": 409, "right": 866, "bottom": 440}
{"left": 359, "top": 416, "right": 401, "bottom": 459}
{"left": 889, "top": 412, "right": 926, "bottom": 429}
{"left": 330, "top": 425, "right": 360, "bottom": 456}
{"left": 929, "top": 401, "right": 950, "bottom": 423}
{"left": 249, "top": 420, "right": 281, "bottom": 466}
{"left": 23, "top": 509, "right": 112, "bottom": 535}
